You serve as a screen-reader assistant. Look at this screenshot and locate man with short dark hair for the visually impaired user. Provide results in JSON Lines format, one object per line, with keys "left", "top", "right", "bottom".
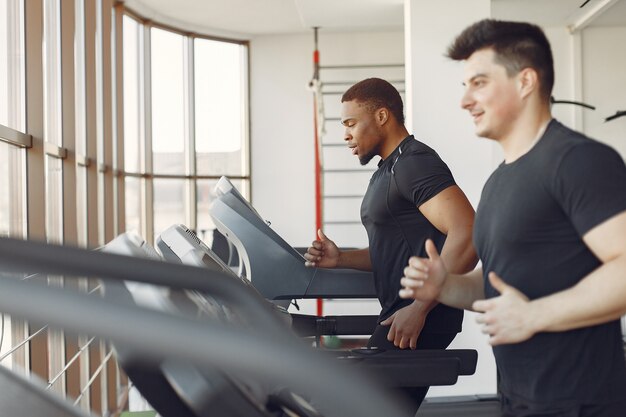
{"left": 305, "top": 77, "right": 478, "bottom": 409}
{"left": 401, "top": 19, "right": 626, "bottom": 416}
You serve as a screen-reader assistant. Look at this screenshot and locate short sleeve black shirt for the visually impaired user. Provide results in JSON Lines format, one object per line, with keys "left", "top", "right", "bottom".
{"left": 361, "top": 135, "right": 463, "bottom": 333}
{"left": 474, "top": 120, "right": 626, "bottom": 410}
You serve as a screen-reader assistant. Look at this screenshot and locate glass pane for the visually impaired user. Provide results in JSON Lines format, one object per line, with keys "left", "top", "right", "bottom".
{"left": 151, "top": 27, "right": 184, "bottom": 174}
{"left": 123, "top": 15, "right": 140, "bottom": 172}
{"left": 45, "top": 156, "right": 63, "bottom": 244}
{"left": 0, "top": 143, "right": 8, "bottom": 236}
{"left": 124, "top": 176, "right": 141, "bottom": 234}
{"left": 74, "top": 0, "right": 86, "bottom": 157}
{"left": 194, "top": 39, "right": 247, "bottom": 176}
{"left": 43, "top": 0, "right": 62, "bottom": 146}
{"left": 0, "top": 0, "right": 25, "bottom": 132}
{"left": 0, "top": 141, "right": 25, "bottom": 237}
{"left": 0, "top": 141, "right": 25, "bottom": 372}
{"left": 196, "top": 178, "right": 249, "bottom": 243}
{"left": 153, "top": 178, "right": 186, "bottom": 242}
{"left": 76, "top": 166, "right": 88, "bottom": 246}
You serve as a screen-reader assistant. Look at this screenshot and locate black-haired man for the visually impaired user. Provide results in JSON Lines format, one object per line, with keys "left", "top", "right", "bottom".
{"left": 305, "top": 77, "right": 478, "bottom": 409}
{"left": 401, "top": 19, "right": 626, "bottom": 416}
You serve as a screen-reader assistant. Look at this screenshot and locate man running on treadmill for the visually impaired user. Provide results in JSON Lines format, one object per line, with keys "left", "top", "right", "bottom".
{"left": 400, "top": 19, "right": 626, "bottom": 416}
{"left": 304, "top": 77, "right": 478, "bottom": 408}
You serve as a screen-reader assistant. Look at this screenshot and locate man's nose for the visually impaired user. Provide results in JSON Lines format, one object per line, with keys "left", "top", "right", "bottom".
{"left": 461, "top": 89, "right": 473, "bottom": 110}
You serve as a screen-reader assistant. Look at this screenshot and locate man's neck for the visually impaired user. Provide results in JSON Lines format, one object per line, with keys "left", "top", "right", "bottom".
{"left": 500, "top": 107, "right": 552, "bottom": 164}
{"left": 380, "top": 126, "right": 410, "bottom": 160}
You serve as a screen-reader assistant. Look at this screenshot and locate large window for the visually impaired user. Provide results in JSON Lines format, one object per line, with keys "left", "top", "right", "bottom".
{"left": 122, "top": 15, "right": 250, "bottom": 243}
{"left": 151, "top": 27, "right": 185, "bottom": 175}
{"left": 194, "top": 38, "right": 247, "bottom": 176}
{"left": 0, "top": 3, "right": 251, "bottom": 412}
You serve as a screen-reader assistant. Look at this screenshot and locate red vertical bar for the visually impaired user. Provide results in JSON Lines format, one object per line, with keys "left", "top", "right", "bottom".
{"left": 313, "top": 44, "right": 323, "bottom": 318}
{"left": 313, "top": 96, "right": 323, "bottom": 317}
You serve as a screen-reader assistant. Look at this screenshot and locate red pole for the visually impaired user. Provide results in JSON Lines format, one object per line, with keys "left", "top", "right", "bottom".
{"left": 312, "top": 28, "right": 323, "bottom": 318}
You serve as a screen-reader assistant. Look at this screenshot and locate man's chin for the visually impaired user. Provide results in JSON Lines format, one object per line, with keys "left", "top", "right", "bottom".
{"left": 475, "top": 130, "right": 499, "bottom": 141}
{"left": 359, "top": 153, "right": 375, "bottom": 166}
{"left": 474, "top": 126, "right": 491, "bottom": 139}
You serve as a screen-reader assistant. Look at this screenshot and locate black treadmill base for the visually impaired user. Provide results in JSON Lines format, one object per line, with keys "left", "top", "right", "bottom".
{"left": 416, "top": 396, "right": 501, "bottom": 417}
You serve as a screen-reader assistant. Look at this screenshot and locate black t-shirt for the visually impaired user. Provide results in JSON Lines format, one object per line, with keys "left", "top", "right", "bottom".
{"left": 361, "top": 135, "right": 463, "bottom": 333}
{"left": 474, "top": 119, "right": 626, "bottom": 411}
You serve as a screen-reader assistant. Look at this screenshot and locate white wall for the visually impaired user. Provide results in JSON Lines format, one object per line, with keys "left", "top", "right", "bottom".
{"left": 405, "top": 0, "right": 498, "bottom": 397}
{"left": 249, "top": 30, "right": 405, "bottom": 316}
{"left": 546, "top": 27, "right": 577, "bottom": 129}
{"left": 249, "top": 32, "right": 316, "bottom": 248}
{"left": 406, "top": 0, "right": 496, "bottom": 209}
{"left": 581, "top": 26, "right": 626, "bottom": 157}
{"left": 249, "top": 30, "right": 404, "bottom": 248}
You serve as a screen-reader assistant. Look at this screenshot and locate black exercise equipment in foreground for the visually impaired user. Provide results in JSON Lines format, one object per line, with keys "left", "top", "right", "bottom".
{"left": 0, "top": 365, "right": 91, "bottom": 417}
{"left": 416, "top": 395, "right": 501, "bottom": 417}
{"left": 0, "top": 235, "right": 413, "bottom": 417}
{"left": 101, "top": 233, "right": 273, "bottom": 417}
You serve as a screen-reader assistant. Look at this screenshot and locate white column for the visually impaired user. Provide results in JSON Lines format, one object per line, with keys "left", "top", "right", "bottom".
{"left": 404, "top": 0, "right": 498, "bottom": 398}
{"left": 405, "top": 0, "right": 497, "bottom": 208}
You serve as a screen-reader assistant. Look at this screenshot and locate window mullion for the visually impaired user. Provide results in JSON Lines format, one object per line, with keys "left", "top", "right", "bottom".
{"left": 184, "top": 36, "right": 196, "bottom": 230}
{"left": 140, "top": 22, "right": 153, "bottom": 243}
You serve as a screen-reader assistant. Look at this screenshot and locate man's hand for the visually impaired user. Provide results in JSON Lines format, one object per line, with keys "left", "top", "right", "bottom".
{"left": 304, "top": 229, "right": 340, "bottom": 268}
{"left": 473, "top": 272, "right": 534, "bottom": 346}
{"left": 399, "top": 239, "right": 447, "bottom": 302}
{"left": 380, "top": 302, "right": 427, "bottom": 349}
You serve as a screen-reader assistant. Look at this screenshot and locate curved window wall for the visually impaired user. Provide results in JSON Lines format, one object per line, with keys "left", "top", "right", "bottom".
{"left": 0, "top": 1, "right": 250, "bottom": 415}
{"left": 122, "top": 13, "right": 250, "bottom": 243}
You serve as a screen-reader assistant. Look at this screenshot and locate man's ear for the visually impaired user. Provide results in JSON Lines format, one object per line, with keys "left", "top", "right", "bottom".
{"left": 518, "top": 67, "right": 539, "bottom": 100}
{"left": 377, "top": 108, "right": 389, "bottom": 126}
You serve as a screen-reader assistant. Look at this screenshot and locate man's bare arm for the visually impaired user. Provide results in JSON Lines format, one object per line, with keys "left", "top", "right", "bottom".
{"left": 419, "top": 185, "right": 478, "bottom": 274}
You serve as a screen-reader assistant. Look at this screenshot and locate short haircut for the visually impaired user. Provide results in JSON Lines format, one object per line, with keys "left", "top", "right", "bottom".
{"left": 447, "top": 19, "right": 554, "bottom": 100}
{"left": 341, "top": 78, "right": 404, "bottom": 124}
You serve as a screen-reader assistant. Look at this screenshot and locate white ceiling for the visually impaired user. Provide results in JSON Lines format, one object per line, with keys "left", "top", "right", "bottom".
{"left": 122, "top": 0, "right": 404, "bottom": 39}
{"left": 121, "top": 0, "right": 626, "bottom": 39}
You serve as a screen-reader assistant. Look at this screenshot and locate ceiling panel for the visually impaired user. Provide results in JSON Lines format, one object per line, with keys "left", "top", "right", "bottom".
{"left": 492, "top": 0, "right": 626, "bottom": 28}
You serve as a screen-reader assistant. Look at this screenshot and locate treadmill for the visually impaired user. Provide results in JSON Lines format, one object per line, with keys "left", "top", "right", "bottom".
{"left": 0, "top": 235, "right": 414, "bottom": 417}
{"left": 207, "top": 177, "right": 501, "bottom": 411}
{"left": 157, "top": 223, "right": 478, "bottom": 389}
{"left": 209, "top": 176, "right": 376, "bottom": 302}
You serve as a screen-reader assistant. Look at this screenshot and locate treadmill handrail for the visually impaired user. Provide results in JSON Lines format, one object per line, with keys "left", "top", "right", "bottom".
{"left": 0, "top": 236, "right": 286, "bottom": 339}
{"left": 0, "top": 273, "right": 412, "bottom": 417}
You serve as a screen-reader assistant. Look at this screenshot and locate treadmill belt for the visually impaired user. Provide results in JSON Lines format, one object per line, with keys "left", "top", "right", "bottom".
{"left": 416, "top": 396, "right": 501, "bottom": 417}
